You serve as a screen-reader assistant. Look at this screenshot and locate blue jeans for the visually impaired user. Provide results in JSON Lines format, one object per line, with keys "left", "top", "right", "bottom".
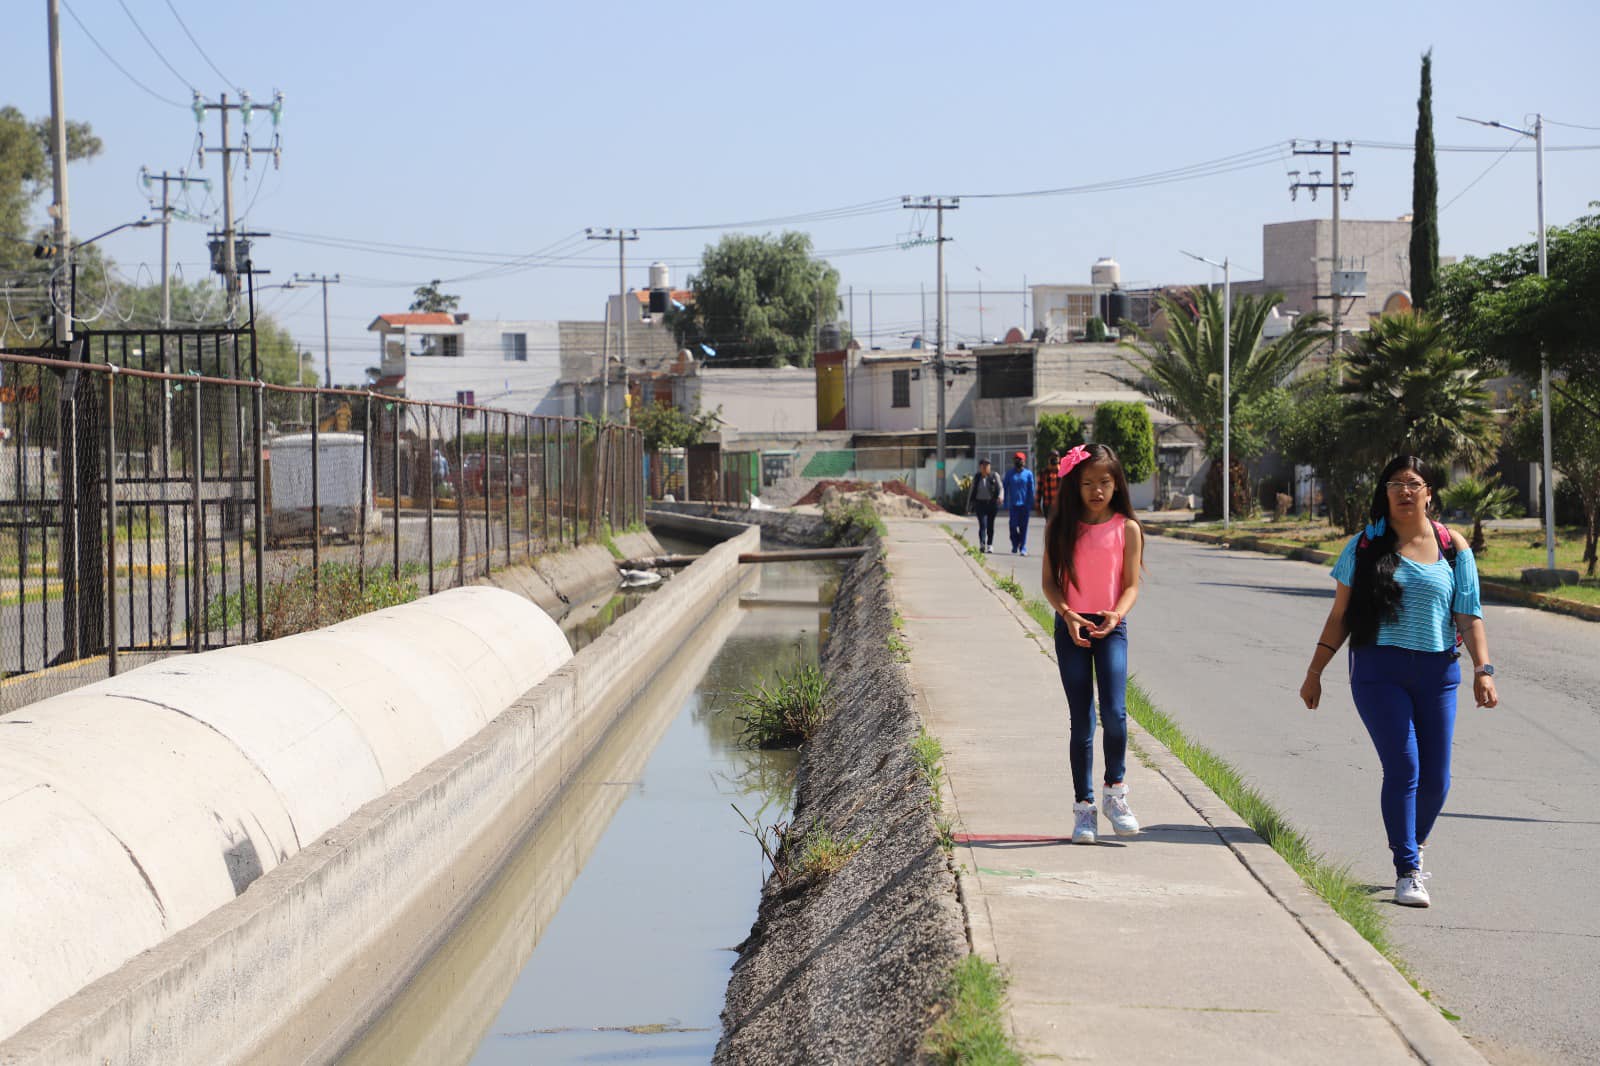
{"left": 1008, "top": 507, "right": 1032, "bottom": 553}
{"left": 1348, "top": 645, "right": 1460, "bottom": 875}
{"left": 1053, "top": 614, "right": 1129, "bottom": 803}
{"left": 973, "top": 501, "right": 997, "bottom": 547}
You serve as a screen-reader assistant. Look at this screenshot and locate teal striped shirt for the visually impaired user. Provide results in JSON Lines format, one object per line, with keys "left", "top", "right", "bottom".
{"left": 1331, "top": 534, "right": 1482, "bottom": 652}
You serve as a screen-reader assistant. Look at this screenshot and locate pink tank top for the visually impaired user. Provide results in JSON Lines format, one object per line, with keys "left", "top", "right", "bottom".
{"left": 1064, "top": 514, "right": 1126, "bottom": 613}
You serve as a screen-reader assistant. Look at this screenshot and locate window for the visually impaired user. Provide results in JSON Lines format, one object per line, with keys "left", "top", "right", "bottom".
{"left": 441, "top": 334, "right": 461, "bottom": 358}
{"left": 501, "top": 333, "right": 527, "bottom": 362}
{"left": 978, "top": 352, "right": 1034, "bottom": 398}
{"left": 891, "top": 369, "right": 911, "bottom": 408}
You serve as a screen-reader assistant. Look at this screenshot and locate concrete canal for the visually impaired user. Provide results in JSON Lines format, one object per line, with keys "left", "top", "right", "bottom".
{"left": 336, "top": 558, "right": 839, "bottom": 1065}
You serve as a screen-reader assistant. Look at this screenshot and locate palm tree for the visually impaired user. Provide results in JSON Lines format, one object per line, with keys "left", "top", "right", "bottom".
{"left": 1439, "top": 475, "right": 1518, "bottom": 554}
{"left": 1114, "top": 287, "right": 1327, "bottom": 515}
{"left": 1340, "top": 312, "right": 1499, "bottom": 470}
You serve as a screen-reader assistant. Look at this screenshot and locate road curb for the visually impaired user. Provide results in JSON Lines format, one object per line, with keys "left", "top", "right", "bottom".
{"left": 1144, "top": 523, "right": 1600, "bottom": 623}
{"left": 930, "top": 526, "right": 1489, "bottom": 1065}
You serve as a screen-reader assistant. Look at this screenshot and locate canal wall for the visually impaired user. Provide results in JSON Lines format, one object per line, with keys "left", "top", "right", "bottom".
{"left": 716, "top": 537, "right": 967, "bottom": 1064}
{"left": 647, "top": 500, "right": 829, "bottom": 546}
{"left": 0, "top": 525, "right": 758, "bottom": 1066}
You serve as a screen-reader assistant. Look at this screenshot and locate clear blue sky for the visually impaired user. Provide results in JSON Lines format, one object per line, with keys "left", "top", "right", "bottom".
{"left": 7, "top": 0, "right": 1599, "bottom": 385}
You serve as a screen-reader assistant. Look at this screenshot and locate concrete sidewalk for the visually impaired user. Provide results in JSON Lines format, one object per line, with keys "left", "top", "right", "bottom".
{"left": 883, "top": 520, "right": 1486, "bottom": 1065}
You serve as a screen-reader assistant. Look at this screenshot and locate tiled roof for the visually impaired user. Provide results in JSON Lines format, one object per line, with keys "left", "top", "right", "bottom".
{"left": 369, "top": 312, "right": 457, "bottom": 329}
{"left": 631, "top": 290, "right": 694, "bottom": 304}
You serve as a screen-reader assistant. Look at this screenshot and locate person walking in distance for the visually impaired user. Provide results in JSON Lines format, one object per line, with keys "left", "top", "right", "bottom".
{"left": 1004, "top": 451, "right": 1037, "bottom": 554}
{"left": 1041, "top": 444, "right": 1144, "bottom": 844}
{"left": 1300, "top": 455, "right": 1498, "bottom": 908}
{"left": 1037, "top": 448, "right": 1060, "bottom": 519}
{"left": 966, "top": 458, "right": 1003, "bottom": 553}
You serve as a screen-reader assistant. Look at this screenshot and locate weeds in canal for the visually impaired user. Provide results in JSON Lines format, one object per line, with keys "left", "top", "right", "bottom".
{"left": 732, "top": 800, "right": 790, "bottom": 886}
{"left": 823, "top": 497, "right": 887, "bottom": 546}
{"left": 1124, "top": 679, "right": 1407, "bottom": 974}
{"left": 923, "top": 954, "right": 1025, "bottom": 1065}
{"left": 789, "top": 820, "right": 867, "bottom": 879}
{"left": 732, "top": 654, "right": 831, "bottom": 748}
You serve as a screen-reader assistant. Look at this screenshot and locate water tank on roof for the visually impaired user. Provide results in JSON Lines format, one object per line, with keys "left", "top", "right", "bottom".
{"left": 1108, "top": 290, "right": 1132, "bottom": 329}
{"left": 818, "top": 322, "right": 843, "bottom": 350}
{"left": 1091, "top": 257, "right": 1121, "bottom": 287}
{"left": 649, "top": 262, "right": 671, "bottom": 291}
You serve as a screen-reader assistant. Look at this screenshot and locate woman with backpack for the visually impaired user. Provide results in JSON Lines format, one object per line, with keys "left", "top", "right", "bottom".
{"left": 1300, "top": 455, "right": 1499, "bottom": 908}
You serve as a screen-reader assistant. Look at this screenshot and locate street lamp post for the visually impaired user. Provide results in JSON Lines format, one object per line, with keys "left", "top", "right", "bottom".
{"left": 1460, "top": 113, "right": 1555, "bottom": 572}
{"left": 1181, "top": 250, "right": 1231, "bottom": 530}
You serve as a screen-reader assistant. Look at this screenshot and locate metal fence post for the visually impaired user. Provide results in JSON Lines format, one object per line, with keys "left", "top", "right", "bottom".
{"left": 392, "top": 398, "right": 401, "bottom": 583}
{"left": 481, "top": 417, "right": 491, "bottom": 577}
{"left": 455, "top": 406, "right": 466, "bottom": 589}
{"left": 522, "top": 415, "right": 532, "bottom": 564}
{"left": 252, "top": 382, "right": 264, "bottom": 641}
{"left": 311, "top": 391, "right": 321, "bottom": 605}
{"left": 191, "top": 380, "right": 205, "bottom": 651}
{"left": 539, "top": 416, "right": 549, "bottom": 551}
{"left": 502, "top": 411, "right": 512, "bottom": 569}
{"left": 424, "top": 407, "right": 435, "bottom": 595}
{"left": 358, "top": 392, "right": 370, "bottom": 594}
{"left": 104, "top": 372, "right": 118, "bottom": 675}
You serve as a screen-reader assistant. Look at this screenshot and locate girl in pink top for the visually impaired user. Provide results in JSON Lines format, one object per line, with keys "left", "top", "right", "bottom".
{"left": 1040, "top": 444, "right": 1146, "bottom": 844}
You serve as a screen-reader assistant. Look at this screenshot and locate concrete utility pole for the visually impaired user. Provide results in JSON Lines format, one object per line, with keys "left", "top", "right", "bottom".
{"left": 293, "top": 273, "right": 341, "bottom": 387}
{"left": 586, "top": 228, "right": 638, "bottom": 423}
{"left": 194, "top": 91, "right": 284, "bottom": 322}
{"left": 47, "top": 0, "right": 71, "bottom": 346}
{"left": 140, "top": 169, "right": 208, "bottom": 329}
{"left": 1182, "top": 251, "right": 1232, "bottom": 530}
{"left": 1289, "top": 140, "right": 1356, "bottom": 352}
{"left": 903, "top": 196, "right": 959, "bottom": 502}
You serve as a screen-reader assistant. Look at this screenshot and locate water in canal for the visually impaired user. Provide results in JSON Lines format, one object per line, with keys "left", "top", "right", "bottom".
{"left": 338, "top": 558, "right": 839, "bottom": 1065}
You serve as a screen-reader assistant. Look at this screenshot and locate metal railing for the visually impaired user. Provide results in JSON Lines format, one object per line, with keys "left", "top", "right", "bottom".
{"left": 0, "top": 346, "right": 643, "bottom": 710}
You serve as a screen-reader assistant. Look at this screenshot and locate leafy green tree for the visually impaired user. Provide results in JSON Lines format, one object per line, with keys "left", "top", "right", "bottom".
{"left": 1439, "top": 474, "right": 1518, "bottom": 555}
{"left": 633, "top": 400, "right": 720, "bottom": 451}
{"left": 1116, "top": 287, "right": 1327, "bottom": 516}
{"left": 1, "top": 107, "right": 103, "bottom": 345}
{"left": 1435, "top": 209, "right": 1600, "bottom": 381}
{"left": 1092, "top": 402, "right": 1155, "bottom": 484}
{"left": 669, "top": 232, "right": 839, "bottom": 367}
{"left": 1278, "top": 371, "right": 1372, "bottom": 532}
{"left": 409, "top": 279, "right": 460, "bottom": 314}
{"left": 1409, "top": 49, "right": 1440, "bottom": 311}
{"left": 1509, "top": 381, "right": 1600, "bottom": 574}
{"left": 1033, "top": 411, "right": 1085, "bottom": 470}
{"left": 1340, "top": 312, "right": 1498, "bottom": 471}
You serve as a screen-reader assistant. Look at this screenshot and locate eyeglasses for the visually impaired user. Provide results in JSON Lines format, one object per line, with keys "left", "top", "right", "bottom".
{"left": 1385, "top": 480, "right": 1428, "bottom": 495}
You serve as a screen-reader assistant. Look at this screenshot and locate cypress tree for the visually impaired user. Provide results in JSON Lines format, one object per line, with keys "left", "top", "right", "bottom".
{"left": 1409, "top": 49, "right": 1440, "bottom": 311}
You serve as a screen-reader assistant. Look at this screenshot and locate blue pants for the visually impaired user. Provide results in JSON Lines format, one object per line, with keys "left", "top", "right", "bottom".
{"left": 1349, "top": 645, "right": 1460, "bottom": 875}
{"left": 1008, "top": 507, "right": 1032, "bottom": 553}
{"left": 1054, "top": 614, "right": 1129, "bottom": 803}
{"left": 973, "top": 501, "right": 997, "bottom": 548}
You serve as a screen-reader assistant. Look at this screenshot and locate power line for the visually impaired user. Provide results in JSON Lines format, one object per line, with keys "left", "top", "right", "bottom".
{"left": 1351, "top": 138, "right": 1600, "bottom": 152}
{"left": 1544, "top": 117, "right": 1600, "bottom": 132}
{"left": 958, "top": 143, "right": 1289, "bottom": 199}
{"left": 60, "top": 1, "right": 186, "bottom": 109}
{"left": 162, "top": 0, "right": 234, "bottom": 87}
{"left": 115, "top": 0, "right": 196, "bottom": 92}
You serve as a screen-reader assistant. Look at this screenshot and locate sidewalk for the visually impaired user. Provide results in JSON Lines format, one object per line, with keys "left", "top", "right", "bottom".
{"left": 883, "top": 520, "right": 1486, "bottom": 1065}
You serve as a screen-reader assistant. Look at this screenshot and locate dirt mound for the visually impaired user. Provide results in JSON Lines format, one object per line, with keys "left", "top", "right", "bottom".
{"left": 793, "top": 479, "right": 943, "bottom": 512}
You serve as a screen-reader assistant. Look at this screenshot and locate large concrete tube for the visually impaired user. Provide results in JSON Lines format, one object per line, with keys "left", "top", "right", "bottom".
{"left": 0, "top": 585, "right": 571, "bottom": 1044}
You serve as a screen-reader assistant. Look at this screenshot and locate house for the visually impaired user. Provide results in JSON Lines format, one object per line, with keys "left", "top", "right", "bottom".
{"left": 367, "top": 312, "right": 567, "bottom": 418}
{"left": 1233, "top": 217, "right": 1417, "bottom": 342}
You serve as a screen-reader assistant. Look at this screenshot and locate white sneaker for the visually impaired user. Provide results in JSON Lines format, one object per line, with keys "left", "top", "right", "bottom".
{"left": 1072, "top": 801, "right": 1098, "bottom": 844}
{"left": 1102, "top": 783, "right": 1140, "bottom": 836}
{"left": 1395, "top": 870, "right": 1431, "bottom": 907}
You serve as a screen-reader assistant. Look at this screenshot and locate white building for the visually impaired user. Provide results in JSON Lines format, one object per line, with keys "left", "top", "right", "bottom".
{"left": 845, "top": 349, "right": 975, "bottom": 433}
{"left": 367, "top": 313, "right": 567, "bottom": 417}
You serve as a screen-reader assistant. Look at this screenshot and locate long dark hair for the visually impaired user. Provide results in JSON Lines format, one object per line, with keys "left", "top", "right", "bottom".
{"left": 1044, "top": 443, "right": 1140, "bottom": 596}
{"left": 1344, "top": 454, "right": 1436, "bottom": 646}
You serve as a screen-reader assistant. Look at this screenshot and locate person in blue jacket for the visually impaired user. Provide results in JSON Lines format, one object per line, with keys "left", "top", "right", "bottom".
{"left": 1003, "top": 451, "right": 1036, "bottom": 554}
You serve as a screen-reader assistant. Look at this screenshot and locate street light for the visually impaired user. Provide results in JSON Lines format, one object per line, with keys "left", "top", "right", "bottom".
{"left": 1181, "top": 250, "right": 1231, "bottom": 530}
{"left": 1459, "top": 113, "right": 1556, "bottom": 572}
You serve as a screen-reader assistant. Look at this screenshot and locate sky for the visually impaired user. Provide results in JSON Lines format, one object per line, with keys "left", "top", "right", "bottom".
{"left": 6, "top": 0, "right": 1600, "bottom": 386}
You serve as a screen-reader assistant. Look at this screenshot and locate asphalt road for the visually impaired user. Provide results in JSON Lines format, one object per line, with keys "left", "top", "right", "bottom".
{"left": 1129, "top": 535, "right": 1599, "bottom": 1066}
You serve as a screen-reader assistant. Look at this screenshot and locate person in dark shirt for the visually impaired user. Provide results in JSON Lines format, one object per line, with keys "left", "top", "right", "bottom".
{"left": 966, "top": 458, "right": 1002, "bottom": 552}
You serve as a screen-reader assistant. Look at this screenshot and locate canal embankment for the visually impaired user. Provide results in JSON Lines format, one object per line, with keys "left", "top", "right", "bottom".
{"left": 0, "top": 524, "right": 757, "bottom": 1066}
{"left": 715, "top": 535, "right": 967, "bottom": 1065}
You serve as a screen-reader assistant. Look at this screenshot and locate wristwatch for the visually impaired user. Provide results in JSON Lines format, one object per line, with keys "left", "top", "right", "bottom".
{"left": 1475, "top": 664, "right": 1496, "bottom": 677}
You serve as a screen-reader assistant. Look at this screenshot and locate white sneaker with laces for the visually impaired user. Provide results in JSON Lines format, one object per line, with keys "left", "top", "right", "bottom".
{"left": 1395, "top": 870, "right": 1431, "bottom": 907}
{"left": 1071, "top": 801, "right": 1098, "bottom": 845}
{"left": 1102, "top": 783, "right": 1140, "bottom": 836}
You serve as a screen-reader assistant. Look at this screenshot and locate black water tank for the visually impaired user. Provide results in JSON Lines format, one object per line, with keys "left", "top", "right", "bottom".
{"left": 1108, "top": 290, "right": 1132, "bottom": 329}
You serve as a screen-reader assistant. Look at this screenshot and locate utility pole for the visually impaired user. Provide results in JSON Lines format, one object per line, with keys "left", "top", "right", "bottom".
{"left": 293, "top": 273, "right": 341, "bottom": 387}
{"left": 194, "top": 90, "right": 284, "bottom": 321}
{"left": 140, "top": 169, "right": 208, "bottom": 329}
{"left": 1289, "top": 140, "right": 1355, "bottom": 352}
{"left": 586, "top": 228, "right": 637, "bottom": 423}
{"left": 47, "top": 0, "right": 71, "bottom": 347}
{"left": 1182, "top": 251, "right": 1231, "bottom": 530}
{"left": 903, "top": 196, "right": 959, "bottom": 502}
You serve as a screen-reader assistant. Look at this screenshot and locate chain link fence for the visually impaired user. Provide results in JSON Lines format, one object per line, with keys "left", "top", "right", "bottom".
{"left": 0, "top": 339, "right": 643, "bottom": 712}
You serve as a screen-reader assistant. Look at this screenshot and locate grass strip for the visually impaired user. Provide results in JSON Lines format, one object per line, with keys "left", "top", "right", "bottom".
{"left": 1123, "top": 678, "right": 1403, "bottom": 969}
{"left": 924, "top": 954, "right": 1025, "bottom": 1065}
